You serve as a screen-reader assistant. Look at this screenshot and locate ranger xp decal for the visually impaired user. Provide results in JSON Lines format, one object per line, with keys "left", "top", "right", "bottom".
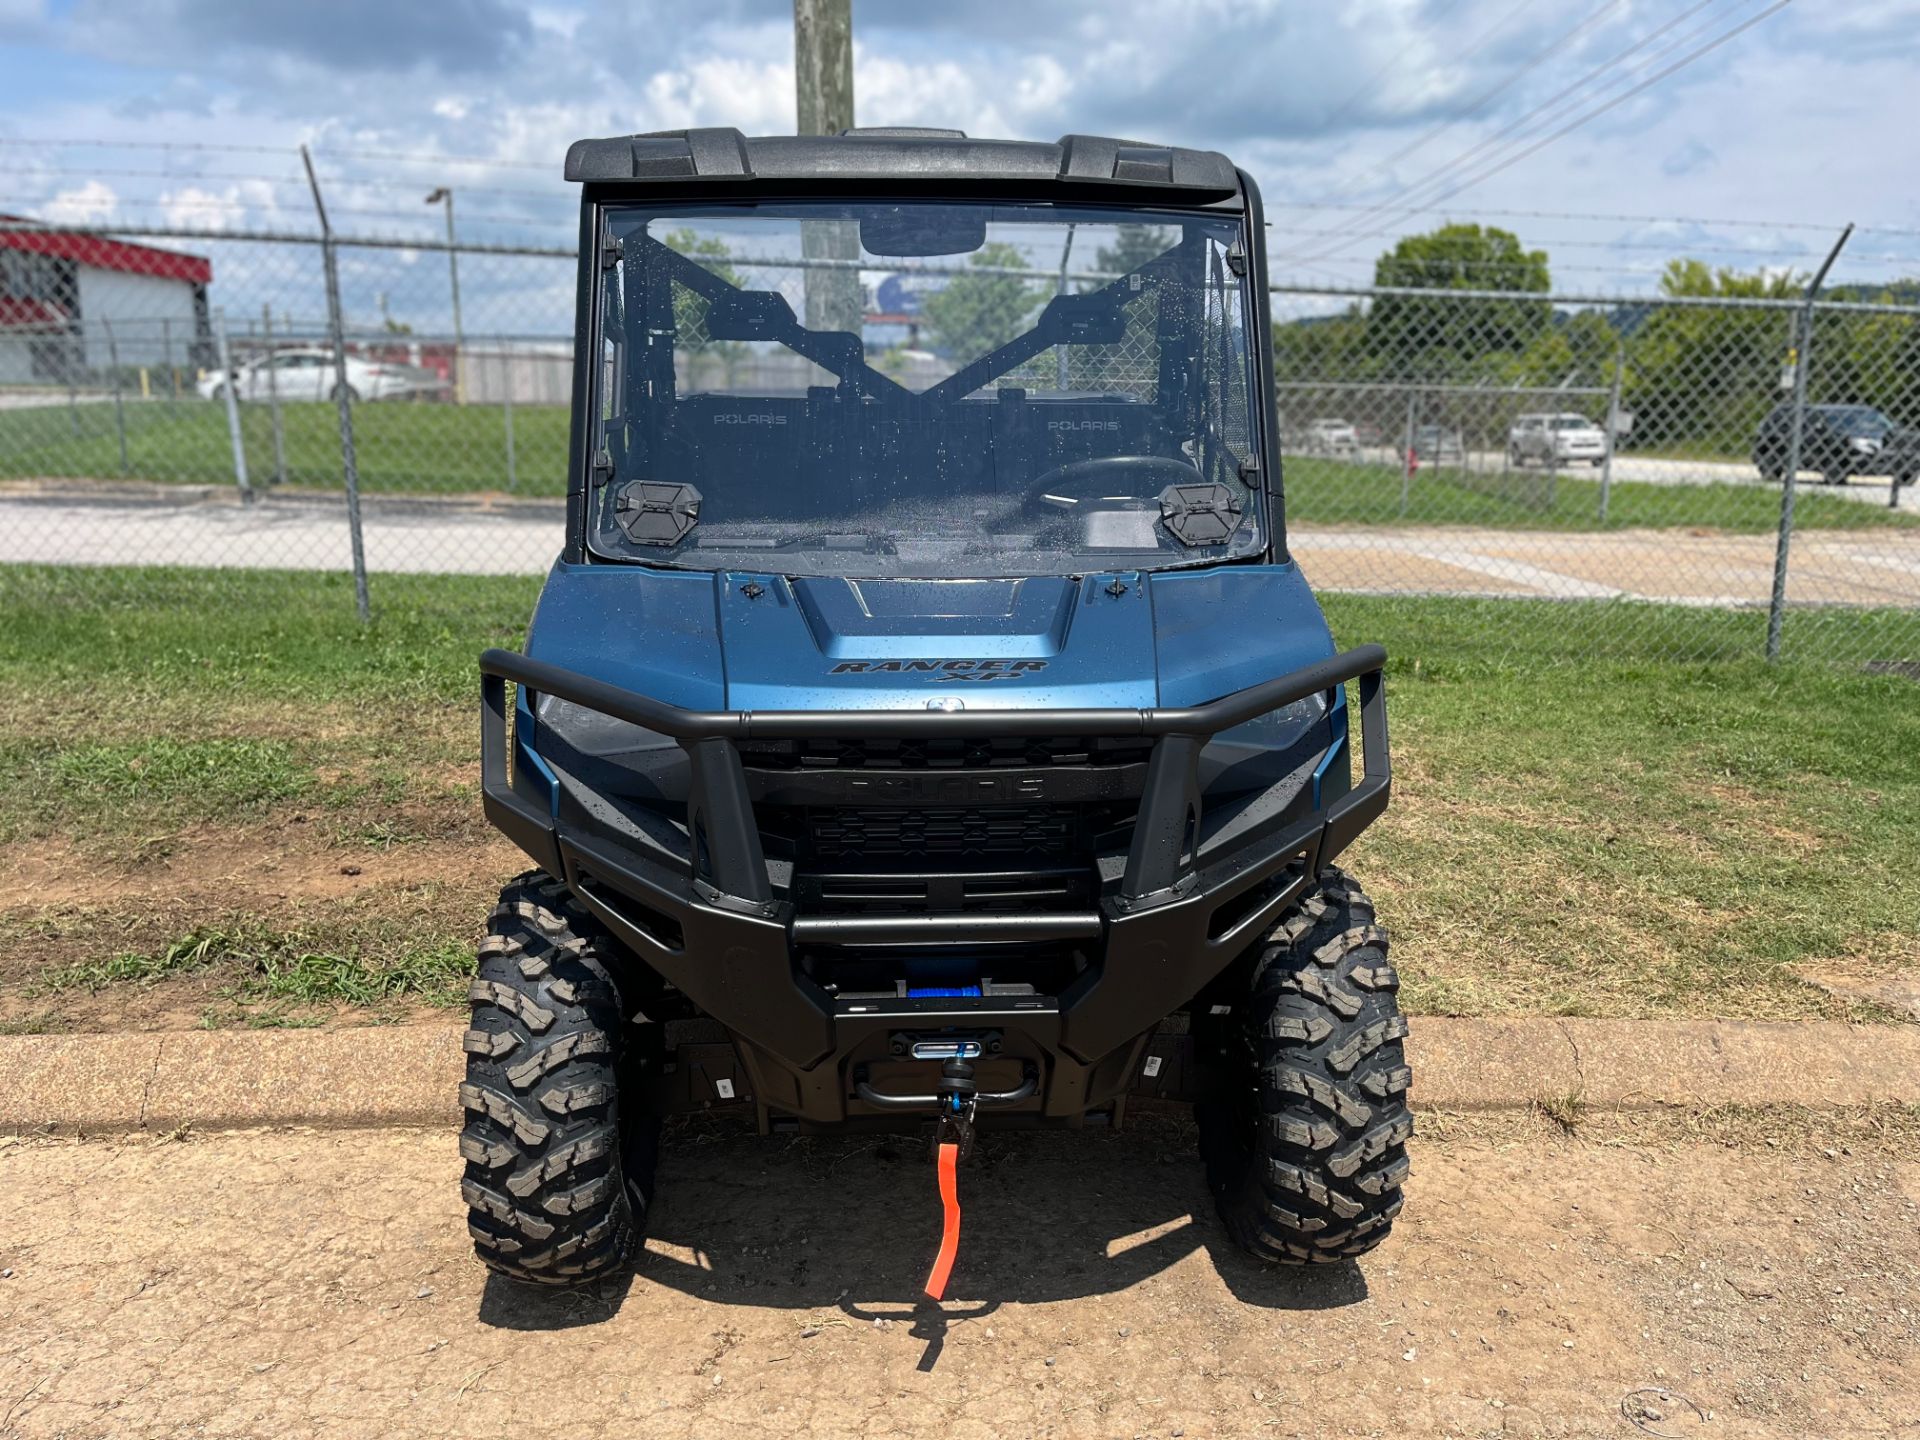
{"left": 829, "top": 659, "right": 1048, "bottom": 683}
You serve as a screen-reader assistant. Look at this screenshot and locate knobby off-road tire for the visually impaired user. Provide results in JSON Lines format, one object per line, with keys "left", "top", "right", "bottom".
{"left": 1197, "top": 866, "right": 1412, "bottom": 1264}
{"left": 460, "top": 871, "right": 658, "bottom": 1286}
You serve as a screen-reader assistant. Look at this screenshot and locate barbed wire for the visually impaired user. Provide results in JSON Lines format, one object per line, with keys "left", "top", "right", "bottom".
{"left": 0, "top": 135, "right": 553, "bottom": 171}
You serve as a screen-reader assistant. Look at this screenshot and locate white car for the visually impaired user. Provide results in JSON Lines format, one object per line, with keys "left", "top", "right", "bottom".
{"left": 1510, "top": 412, "right": 1608, "bottom": 467}
{"left": 1304, "top": 417, "right": 1360, "bottom": 454}
{"left": 199, "top": 347, "right": 443, "bottom": 404}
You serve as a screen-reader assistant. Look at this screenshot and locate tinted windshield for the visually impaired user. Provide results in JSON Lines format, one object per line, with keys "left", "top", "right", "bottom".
{"left": 589, "top": 202, "right": 1260, "bottom": 577}
{"left": 1549, "top": 415, "right": 1594, "bottom": 430}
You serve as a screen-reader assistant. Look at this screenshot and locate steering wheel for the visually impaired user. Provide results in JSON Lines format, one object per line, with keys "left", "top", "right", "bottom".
{"left": 1025, "top": 455, "right": 1203, "bottom": 514}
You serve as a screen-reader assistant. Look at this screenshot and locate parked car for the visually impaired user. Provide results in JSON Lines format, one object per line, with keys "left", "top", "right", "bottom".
{"left": 1401, "top": 424, "right": 1464, "bottom": 466}
{"left": 1752, "top": 403, "right": 1920, "bottom": 486}
{"left": 198, "top": 347, "right": 443, "bottom": 404}
{"left": 1509, "top": 412, "right": 1608, "bottom": 467}
{"left": 1303, "top": 417, "right": 1359, "bottom": 453}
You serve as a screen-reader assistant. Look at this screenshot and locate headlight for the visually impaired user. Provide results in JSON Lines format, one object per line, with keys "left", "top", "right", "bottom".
{"left": 535, "top": 694, "right": 679, "bottom": 757}
{"left": 1200, "top": 692, "right": 1329, "bottom": 797}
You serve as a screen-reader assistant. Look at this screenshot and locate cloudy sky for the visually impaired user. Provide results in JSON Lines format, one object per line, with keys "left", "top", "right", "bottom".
{"left": 1, "top": 0, "right": 1915, "bottom": 331}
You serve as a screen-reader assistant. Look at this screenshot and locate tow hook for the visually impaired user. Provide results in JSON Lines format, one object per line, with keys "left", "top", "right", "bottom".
{"left": 932, "top": 1059, "right": 978, "bottom": 1159}
{"left": 924, "top": 1059, "right": 976, "bottom": 1301}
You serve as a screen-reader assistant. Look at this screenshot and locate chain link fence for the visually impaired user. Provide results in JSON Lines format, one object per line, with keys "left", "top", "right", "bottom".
{"left": 2, "top": 216, "right": 1915, "bottom": 663}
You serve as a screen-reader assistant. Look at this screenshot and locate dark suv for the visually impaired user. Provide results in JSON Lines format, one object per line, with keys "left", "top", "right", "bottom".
{"left": 1753, "top": 403, "right": 1920, "bottom": 487}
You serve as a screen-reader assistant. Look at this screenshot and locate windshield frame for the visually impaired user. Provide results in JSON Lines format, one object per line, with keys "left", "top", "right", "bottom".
{"left": 573, "top": 193, "right": 1278, "bottom": 580}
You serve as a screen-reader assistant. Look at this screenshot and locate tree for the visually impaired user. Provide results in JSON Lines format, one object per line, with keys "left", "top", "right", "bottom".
{"left": 1095, "top": 224, "right": 1175, "bottom": 279}
{"left": 1369, "top": 224, "right": 1552, "bottom": 377}
{"left": 1625, "top": 260, "right": 1800, "bottom": 451}
{"left": 663, "top": 229, "right": 746, "bottom": 389}
{"left": 922, "top": 242, "right": 1041, "bottom": 364}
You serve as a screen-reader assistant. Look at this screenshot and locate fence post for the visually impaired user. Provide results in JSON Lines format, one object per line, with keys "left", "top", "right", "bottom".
{"left": 1399, "top": 388, "right": 1418, "bottom": 518}
{"left": 212, "top": 307, "right": 252, "bottom": 502}
{"left": 1597, "top": 346, "right": 1624, "bottom": 525}
{"left": 501, "top": 343, "right": 519, "bottom": 493}
{"left": 67, "top": 335, "right": 82, "bottom": 437}
{"left": 1766, "top": 225, "right": 1852, "bottom": 664}
{"left": 101, "top": 317, "right": 130, "bottom": 476}
{"left": 160, "top": 316, "right": 177, "bottom": 408}
{"left": 303, "top": 145, "right": 372, "bottom": 624}
{"left": 261, "top": 303, "right": 287, "bottom": 487}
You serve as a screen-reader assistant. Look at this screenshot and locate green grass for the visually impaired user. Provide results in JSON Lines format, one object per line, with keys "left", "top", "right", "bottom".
{"left": 33, "top": 926, "right": 248, "bottom": 993}
{"left": 0, "top": 397, "right": 568, "bottom": 496}
{"left": 1325, "top": 592, "right": 1920, "bottom": 1017}
{"left": 0, "top": 565, "right": 1915, "bottom": 1024}
{"left": 0, "top": 563, "right": 540, "bottom": 704}
{"left": 33, "top": 920, "right": 472, "bottom": 1009}
{"left": 3, "top": 398, "right": 1910, "bottom": 533}
{"left": 0, "top": 566, "right": 534, "bottom": 852}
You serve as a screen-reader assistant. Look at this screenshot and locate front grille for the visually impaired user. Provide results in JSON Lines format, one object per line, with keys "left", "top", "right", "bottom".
{"left": 737, "top": 734, "right": 1154, "bottom": 772}
{"left": 804, "top": 805, "right": 1079, "bottom": 861}
{"left": 799, "top": 868, "right": 1091, "bottom": 915}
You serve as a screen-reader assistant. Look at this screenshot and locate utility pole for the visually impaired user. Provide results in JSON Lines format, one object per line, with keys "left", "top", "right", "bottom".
{"left": 426, "top": 187, "right": 465, "bottom": 403}
{"left": 794, "top": 0, "right": 864, "bottom": 337}
{"left": 794, "top": 0, "right": 853, "bottom": 135}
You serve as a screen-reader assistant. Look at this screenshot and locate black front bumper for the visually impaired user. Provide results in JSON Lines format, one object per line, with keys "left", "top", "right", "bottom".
{"left": 479, "top": 644, "right": 1390, "bottom": 1126}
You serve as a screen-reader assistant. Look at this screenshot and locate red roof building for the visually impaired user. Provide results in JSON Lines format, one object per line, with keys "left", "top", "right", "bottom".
{"left": 0, "top": 217, "right": 212, "bottom": 381}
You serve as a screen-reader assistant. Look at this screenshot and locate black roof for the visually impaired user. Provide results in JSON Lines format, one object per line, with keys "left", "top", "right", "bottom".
{"left": 563, "top": 126, "right": 1242, "bottom": 203}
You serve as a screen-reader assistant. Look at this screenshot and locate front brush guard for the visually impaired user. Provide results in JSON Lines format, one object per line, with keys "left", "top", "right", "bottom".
{"left": 478, "top": 643, "right": 1391, "bottom": 1116}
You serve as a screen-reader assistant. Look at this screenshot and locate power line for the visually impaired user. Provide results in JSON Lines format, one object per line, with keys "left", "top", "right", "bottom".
{"left": 1272, "top": 234, "right": 1920, "bottom": 264}
{"left": 1353, "top": 0, "right": 1629, "bottom": 186}
{"left": 1356, "top": 0, "right": 1795, "bottom": 242}
{"left": 1265, "top": 199, "right": 1920, "bottom": 236}
{"left": 1284, "top": 0, "right": 1751, "bottom": 261}
{"left": 1316, "top": 0, "right": 1467, "bottom": 134}
{"left": 0, "top": 192, "right": 568, "bottom": 230}
{"left": 0, "top": 135, "right": 555, "bottom": 171}
{"left": 1291, "top": 0, "right": 1793, "bottom": 264}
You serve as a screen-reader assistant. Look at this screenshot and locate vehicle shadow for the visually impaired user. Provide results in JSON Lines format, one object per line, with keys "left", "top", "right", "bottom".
{"left": 646, "top": 1110, "right": 1362, "bottom": 1302}
{"left": 476, "top": 1268, "right": 637, "bottom": 1331}
{"left": 474, "top": 1110, "right": 1369, "bottom": 1359}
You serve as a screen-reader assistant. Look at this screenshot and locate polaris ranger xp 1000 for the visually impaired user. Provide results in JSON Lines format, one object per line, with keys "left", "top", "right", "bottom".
{"left": 467, "top": 127, "right": 1409, "bottom": 1292}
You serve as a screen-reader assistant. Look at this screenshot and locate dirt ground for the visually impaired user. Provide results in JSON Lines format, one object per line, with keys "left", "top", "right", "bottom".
{"left": 1, "top": 1114, "right": 1914, "bottom": 1439}
{"left": 0, "top": 828, "right": 523, "bottom": 1032}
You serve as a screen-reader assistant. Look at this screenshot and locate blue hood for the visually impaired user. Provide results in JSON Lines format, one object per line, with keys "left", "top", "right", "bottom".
{"left": 523, "top": 561, "right": 1337, "bottom": 712}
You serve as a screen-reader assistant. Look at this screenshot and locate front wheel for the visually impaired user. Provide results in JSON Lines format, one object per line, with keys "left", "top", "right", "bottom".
{"left": 461, "top": 871, "right": 658, "bottom": 1287}
{"left": 1197, "top": 867, "right": 1412, "bottom": 1264}
{"left": 331, "top": 382, "right": 361, "bottom": 405}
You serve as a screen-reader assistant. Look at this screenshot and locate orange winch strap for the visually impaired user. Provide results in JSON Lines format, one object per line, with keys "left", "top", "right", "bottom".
{"left": 923, "top": 1140, "right": 961, "bottom": 1300}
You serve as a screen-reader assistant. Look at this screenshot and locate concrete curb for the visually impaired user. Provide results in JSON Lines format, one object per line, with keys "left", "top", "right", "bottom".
{"left": 2, "top": 1017, "right": 1916, "bottom": 1135}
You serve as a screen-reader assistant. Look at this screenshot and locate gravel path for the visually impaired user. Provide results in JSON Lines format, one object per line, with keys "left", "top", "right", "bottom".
{"left": 1, "top": 1116, "right": 1914, "bottom": 1438}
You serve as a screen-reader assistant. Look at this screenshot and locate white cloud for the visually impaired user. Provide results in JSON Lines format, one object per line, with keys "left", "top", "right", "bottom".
{"left": 40, "top": 179, "right": 117, "bottom": 223}
{"left": 3, "top": 0, "right": 1919, "bottom": 303}
{"left": 153, "top": 178, "right": 286, "bottom": 231}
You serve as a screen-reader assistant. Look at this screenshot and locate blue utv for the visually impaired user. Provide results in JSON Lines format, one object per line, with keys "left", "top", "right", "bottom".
{"left": 464, "top": 126, "right": 1410, "bottom": 1292}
